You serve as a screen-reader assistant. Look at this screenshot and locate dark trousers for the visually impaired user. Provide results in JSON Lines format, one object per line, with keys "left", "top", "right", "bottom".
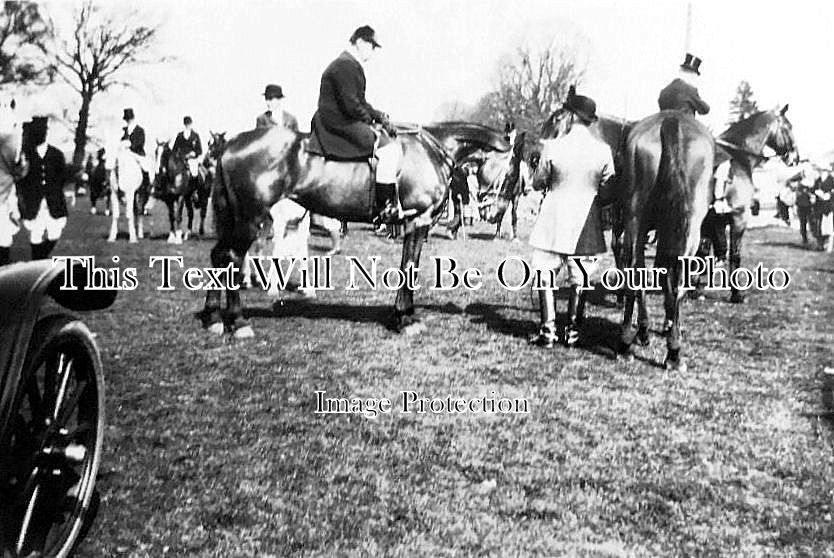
{"left": 698, "top": 209, "right": 729, "bottom": 260}
{"left": 797, "top": 204, "right": 812, "bottom": 244}
{"left": 776, "top": 199, "right": 791, "bottom": 225}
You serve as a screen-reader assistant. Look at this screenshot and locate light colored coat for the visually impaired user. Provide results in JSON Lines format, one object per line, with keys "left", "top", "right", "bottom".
{"left": 529, "top": 125, "right": 615, "bottom": 255}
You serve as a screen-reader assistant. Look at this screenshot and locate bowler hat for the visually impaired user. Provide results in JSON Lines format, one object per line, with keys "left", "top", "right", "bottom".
{"left": 263, "top": 84, "right": 284, "bottom": 99}
{"left": 123, "top": 108, "right": 135, "bottom": 121}
{"left": 680, "top": 53, "right": 702, "bottom": 75}
{"left": 350, "top": 25, "right": 380, "bottom": 48}
{"left": 564, "top": 92, "right": 598, "bottom": 123}
{"left": 183, "top": 116, "right": 193, "bottom": 125}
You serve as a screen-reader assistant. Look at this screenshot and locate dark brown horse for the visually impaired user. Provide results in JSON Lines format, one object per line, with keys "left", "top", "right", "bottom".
{"left": 202, "top": 124, "right": 453, "bottom": 337}
{"left": 712, "top": 106, "right": 797, "bottom": 302}
{"left": 425, "top": 122, "right": 529, "bottom": 238}
{"left": 154, "top": 141, "right": 195, "bottom": 244}
{"left": 616, "top": 112, "right": 714, "bottom": 371}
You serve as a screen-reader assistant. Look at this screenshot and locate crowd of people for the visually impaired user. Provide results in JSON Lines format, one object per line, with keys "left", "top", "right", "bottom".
{"left": 776, "top": 163, "right": 834, "bottom": 251}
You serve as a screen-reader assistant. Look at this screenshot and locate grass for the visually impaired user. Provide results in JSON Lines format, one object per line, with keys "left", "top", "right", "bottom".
{"left": 13, "top": 194, "right": 834, "bottom": 556}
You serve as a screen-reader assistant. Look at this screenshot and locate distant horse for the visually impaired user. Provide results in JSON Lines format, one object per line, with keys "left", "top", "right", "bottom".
{"left": 712, "top": 106, "right": 797, "bottom": 302}
{"left": 88, "top": 150, "right": 110, "bottom": 215}
{"left": 424, "top": 121, "right": 529, "bottom": 238}
{"left": 202, "top": 124, "right": 453, "bottom": 337}
{"left": 105, "top": 137, "right": 149, "bottom": 243}
{"left": 154, "top": 141, "right": 194, "bottom": 244}
{"left": 188, "top": 133, "right": 221, "bottom": 237}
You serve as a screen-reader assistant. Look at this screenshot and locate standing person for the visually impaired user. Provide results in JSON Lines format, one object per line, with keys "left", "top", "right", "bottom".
{"left": 17, "top": 117, "right": 68, "bottom": 260}
{"left": 658, "top": 53, "right": 710, "bottom": 116}
{"left": 256, "top": 84, "right": 299, "bottom": 131}
{"left": 795, "top": 175, "right": 816, "bottom": 245}
{"left": 817, "top": 169, "right": 834, "bottom": 251}
{"left": 528, "top": 92, "right": 615, "bottom": 348}
{"left": 310, "top": 25, "right": 405, "bottom": 224}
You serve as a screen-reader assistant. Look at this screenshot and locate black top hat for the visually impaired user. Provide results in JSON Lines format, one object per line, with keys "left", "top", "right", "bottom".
{"left": 680, "top": 53, "right": 702, "bottom": 75}
{"left": 350, "top": 25, "right": 380, "bottom": 48}
{"left": 123, "top": 108, "right": 135, "bottom": 121}
{"left": 183, "top": 116, "right": 193, "bottom": 125}
{"left": 263, "top": 84, "right": 284, "bottom": 99}
{"left": 564, "top": 92, "right": 598, "bottom": 123}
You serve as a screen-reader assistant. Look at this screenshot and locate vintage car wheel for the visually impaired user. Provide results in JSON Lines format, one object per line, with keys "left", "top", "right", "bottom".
{"left": 0, "top": 316, "right": 105, "bottom": 558}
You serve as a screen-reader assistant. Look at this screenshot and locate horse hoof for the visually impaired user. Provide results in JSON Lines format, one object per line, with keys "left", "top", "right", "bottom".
{"left": 129, "top": 236, "right": 138, "bottom": 244}
{"left": 665, "top": 358, "right": 687, "bottom": 373}
{"left": 729, "top": 293, "right": 745, "bottom": 304}
{"left": 401, "top": 321, "right": 426, "bottom": 336}
{"left": 207, "top": 322, "right": 225, "bottom": 336}
{"left": 107, "top": 236, "right": 116, "bottom": 243}
{"left": 637, "top": 330, "right": 650, "bottom": 347}
{"left": 167, "top": 233, "right": 176, "bottom": 243}
{"left": 234, "top": 325, "right": 255, "bottom": 339}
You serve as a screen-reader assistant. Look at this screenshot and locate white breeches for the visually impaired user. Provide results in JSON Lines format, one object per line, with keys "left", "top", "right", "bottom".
{"left": 23, "top": 199, "right": 66, "bottom": 243}
{"left": 376, "top": 141, "right": 402, "bottom": 184}
{"left": 0, "top": 201, "right": 19, "bottom": 248}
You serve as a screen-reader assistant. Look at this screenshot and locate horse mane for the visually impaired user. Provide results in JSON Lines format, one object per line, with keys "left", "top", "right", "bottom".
{"left": 423, "top": 121, "right": 511, "bottom": 152}
{"left": 719, "top": 111, "right": 772, "bottom": 145}
{"left": 413, "top": 127, "right": 455, "bottom": 172}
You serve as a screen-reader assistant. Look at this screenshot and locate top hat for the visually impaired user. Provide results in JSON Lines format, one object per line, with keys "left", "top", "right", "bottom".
{"left": 263, "top": 84, "right": 284, "bottom": 99}
{"left": 183, "top": 116, "right": 193, "bottom": 125}
{"left": 680, "top": 53, "right": 702, "bottom": 75}
{"left": 28, "top": 116, "right": 48, "bottom": 146}
{"left": 123, "top": 108, "right": 135, "bottom": 121}
{"left": 350, "top": 25, "right": 381, "bottom": 48}
{"left": 564, "top": 91, "right": 598, "bottom": 123}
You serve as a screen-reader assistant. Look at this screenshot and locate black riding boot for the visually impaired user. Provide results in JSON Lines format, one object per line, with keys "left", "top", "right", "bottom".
{"left": 565, "top": 285, "right": 582, "bottom": 347}
{"left": 0, "top": 246, "right": 10, "bottom": 266}
{"left": 41, "top": 239, "right": 57, "bottom": 259}
{"left": 375, "top": 182, "right": 404, "bottom": 224}
{"left": 529, "top": 289, "right": 557, "bottom": 347}
{"left": 30, "top": 242, "right": 45, "bottom": 260}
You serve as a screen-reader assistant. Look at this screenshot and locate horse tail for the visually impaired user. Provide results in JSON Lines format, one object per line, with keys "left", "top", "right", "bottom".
{"left": 656, "top": 116, "right": 690, "bottom": 256}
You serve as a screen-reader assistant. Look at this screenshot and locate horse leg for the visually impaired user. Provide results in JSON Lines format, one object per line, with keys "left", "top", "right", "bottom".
{"left": 729, "top": 210, "right": 747, "bottom": 303}
{"left": 167, "top": 198, "right": 177, "bottom": 243}
{"left": 126, "top": 189, "right": 137, "bottom": 243}
{"left": 509, "top": 195, "right": 519, "bottom": 241}
{"left": 107, "top": 181, "right": 119, "bottom": 242}
{"left": 228, "top": 230, "right": 258, "bottom": 338}
{"left": 394, "top": 224, "right": 429, "bottom": 334}
{"left": 175, "top": 196, "right": 185, "bottom": 244}
{"left": 635, "top": 234, "right": 650, "bottom": 347}
{"left": 661, "top": 256, "right": 685, "bottom": 371}
{"left": 618, "top": 221, "right": 638, "bottom": 356}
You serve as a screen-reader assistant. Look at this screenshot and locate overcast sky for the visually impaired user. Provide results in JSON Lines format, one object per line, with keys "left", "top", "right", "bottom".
{"left": 32, "top": 0, "right": 834, "bottom": 158}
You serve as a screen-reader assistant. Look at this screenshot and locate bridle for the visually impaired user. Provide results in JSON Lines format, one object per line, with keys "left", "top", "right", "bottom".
{"left": 716, "top": 113, "right": 794, "bottom": 164}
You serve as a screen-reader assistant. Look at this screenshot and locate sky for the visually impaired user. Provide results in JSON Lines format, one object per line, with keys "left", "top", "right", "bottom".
{"left": 28, "top": 0, "right": 834, "bottom": 159}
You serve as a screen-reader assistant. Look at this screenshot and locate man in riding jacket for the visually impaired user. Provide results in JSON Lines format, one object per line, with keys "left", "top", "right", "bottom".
{"left": 256, "top": 84, "right": 299, "bottom": 131}
{"left": 658, "top": 53, "right": 710, "bottom": 116}
{"left": 173, "top": 116, "right": 203, "bottom": 188}
{"left": 121, "top": 108, "right": 151, "bottom": 207}
{"left": 17, "top": 117, "right": 68, "bottom": 261}
{"left": 529, "top": 92, "right": 615, "bottom": 348}
{"left": 310, "top": 25, "right": 404, "bottom": 224}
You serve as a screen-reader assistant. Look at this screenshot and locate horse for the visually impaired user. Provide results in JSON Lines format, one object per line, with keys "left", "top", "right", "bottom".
{"left": 712, "top": 106, "right": 798, "bottom": 302}
{"left": 104, "top": 136, "right": 150, "bottom": 243}
{"left": 154, "top": 140, "right": 195, "bottom": 244}
{"left": 202, "top": 124, "right": 454, "bottom": 338}
{"left": 424, "top": 121, "right": 530, "bottom": 238}
{"left": 0, "top": 97, "right": 22, "bottom": 265}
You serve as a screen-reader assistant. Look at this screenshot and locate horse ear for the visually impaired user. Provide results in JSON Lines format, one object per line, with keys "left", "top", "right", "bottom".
{"left": 780, "top": 104, "right": 789, "bottom": 115}
{"left": 568, "top": 84, "right": 576, "bottom": 99}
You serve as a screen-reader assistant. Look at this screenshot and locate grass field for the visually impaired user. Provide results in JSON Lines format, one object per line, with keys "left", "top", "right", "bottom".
{"left": 14, "top": 193, "right": 834, "bottom": 557}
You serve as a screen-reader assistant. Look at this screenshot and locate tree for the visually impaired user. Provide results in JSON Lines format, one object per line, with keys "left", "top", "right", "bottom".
{"left": 41, "top": 0, "right": 167, "bottom": 171}
{"left": 728, "top": 80, "right": 759, "bottom": 123}
{"left": 465, "top": 42, "right": 585, "bottom": 141}
{"left": 0, "top": 1, "right": 52, "bottom": 85}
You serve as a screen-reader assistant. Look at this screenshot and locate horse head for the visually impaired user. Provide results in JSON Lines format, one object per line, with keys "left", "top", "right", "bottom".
{"left": 480, "top": 130, "right": 527, "bottom": 224}
{"left": 207, "top": 131, "right": 227, "bottom": 163}
{"left": 767, "top": 104, "right": 798, "bottom": 164}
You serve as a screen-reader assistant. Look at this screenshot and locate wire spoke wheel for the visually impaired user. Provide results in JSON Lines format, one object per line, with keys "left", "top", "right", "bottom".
{"left": 1, "top": 317, "right": 105, "bottom": 558}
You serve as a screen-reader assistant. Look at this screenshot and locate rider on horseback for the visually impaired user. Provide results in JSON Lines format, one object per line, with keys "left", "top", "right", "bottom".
{"left": 256, "top": 84, "right": 299, "bottom": 131}
{"left": 658, "top": 53, "right": 710, "bottom": 116}
{"left": 120, "top": 108, "right": 152, "bottom": 206}
{"left": 310, "top": 25, "right": 405, "bottom": 224}
{"left": 172, "top": 116, "right": 203, "bottom": 186}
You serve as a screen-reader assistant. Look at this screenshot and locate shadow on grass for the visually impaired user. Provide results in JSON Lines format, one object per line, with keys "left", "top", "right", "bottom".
{"left": 241, "top": 299, "right": 466, "bottom": 332}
